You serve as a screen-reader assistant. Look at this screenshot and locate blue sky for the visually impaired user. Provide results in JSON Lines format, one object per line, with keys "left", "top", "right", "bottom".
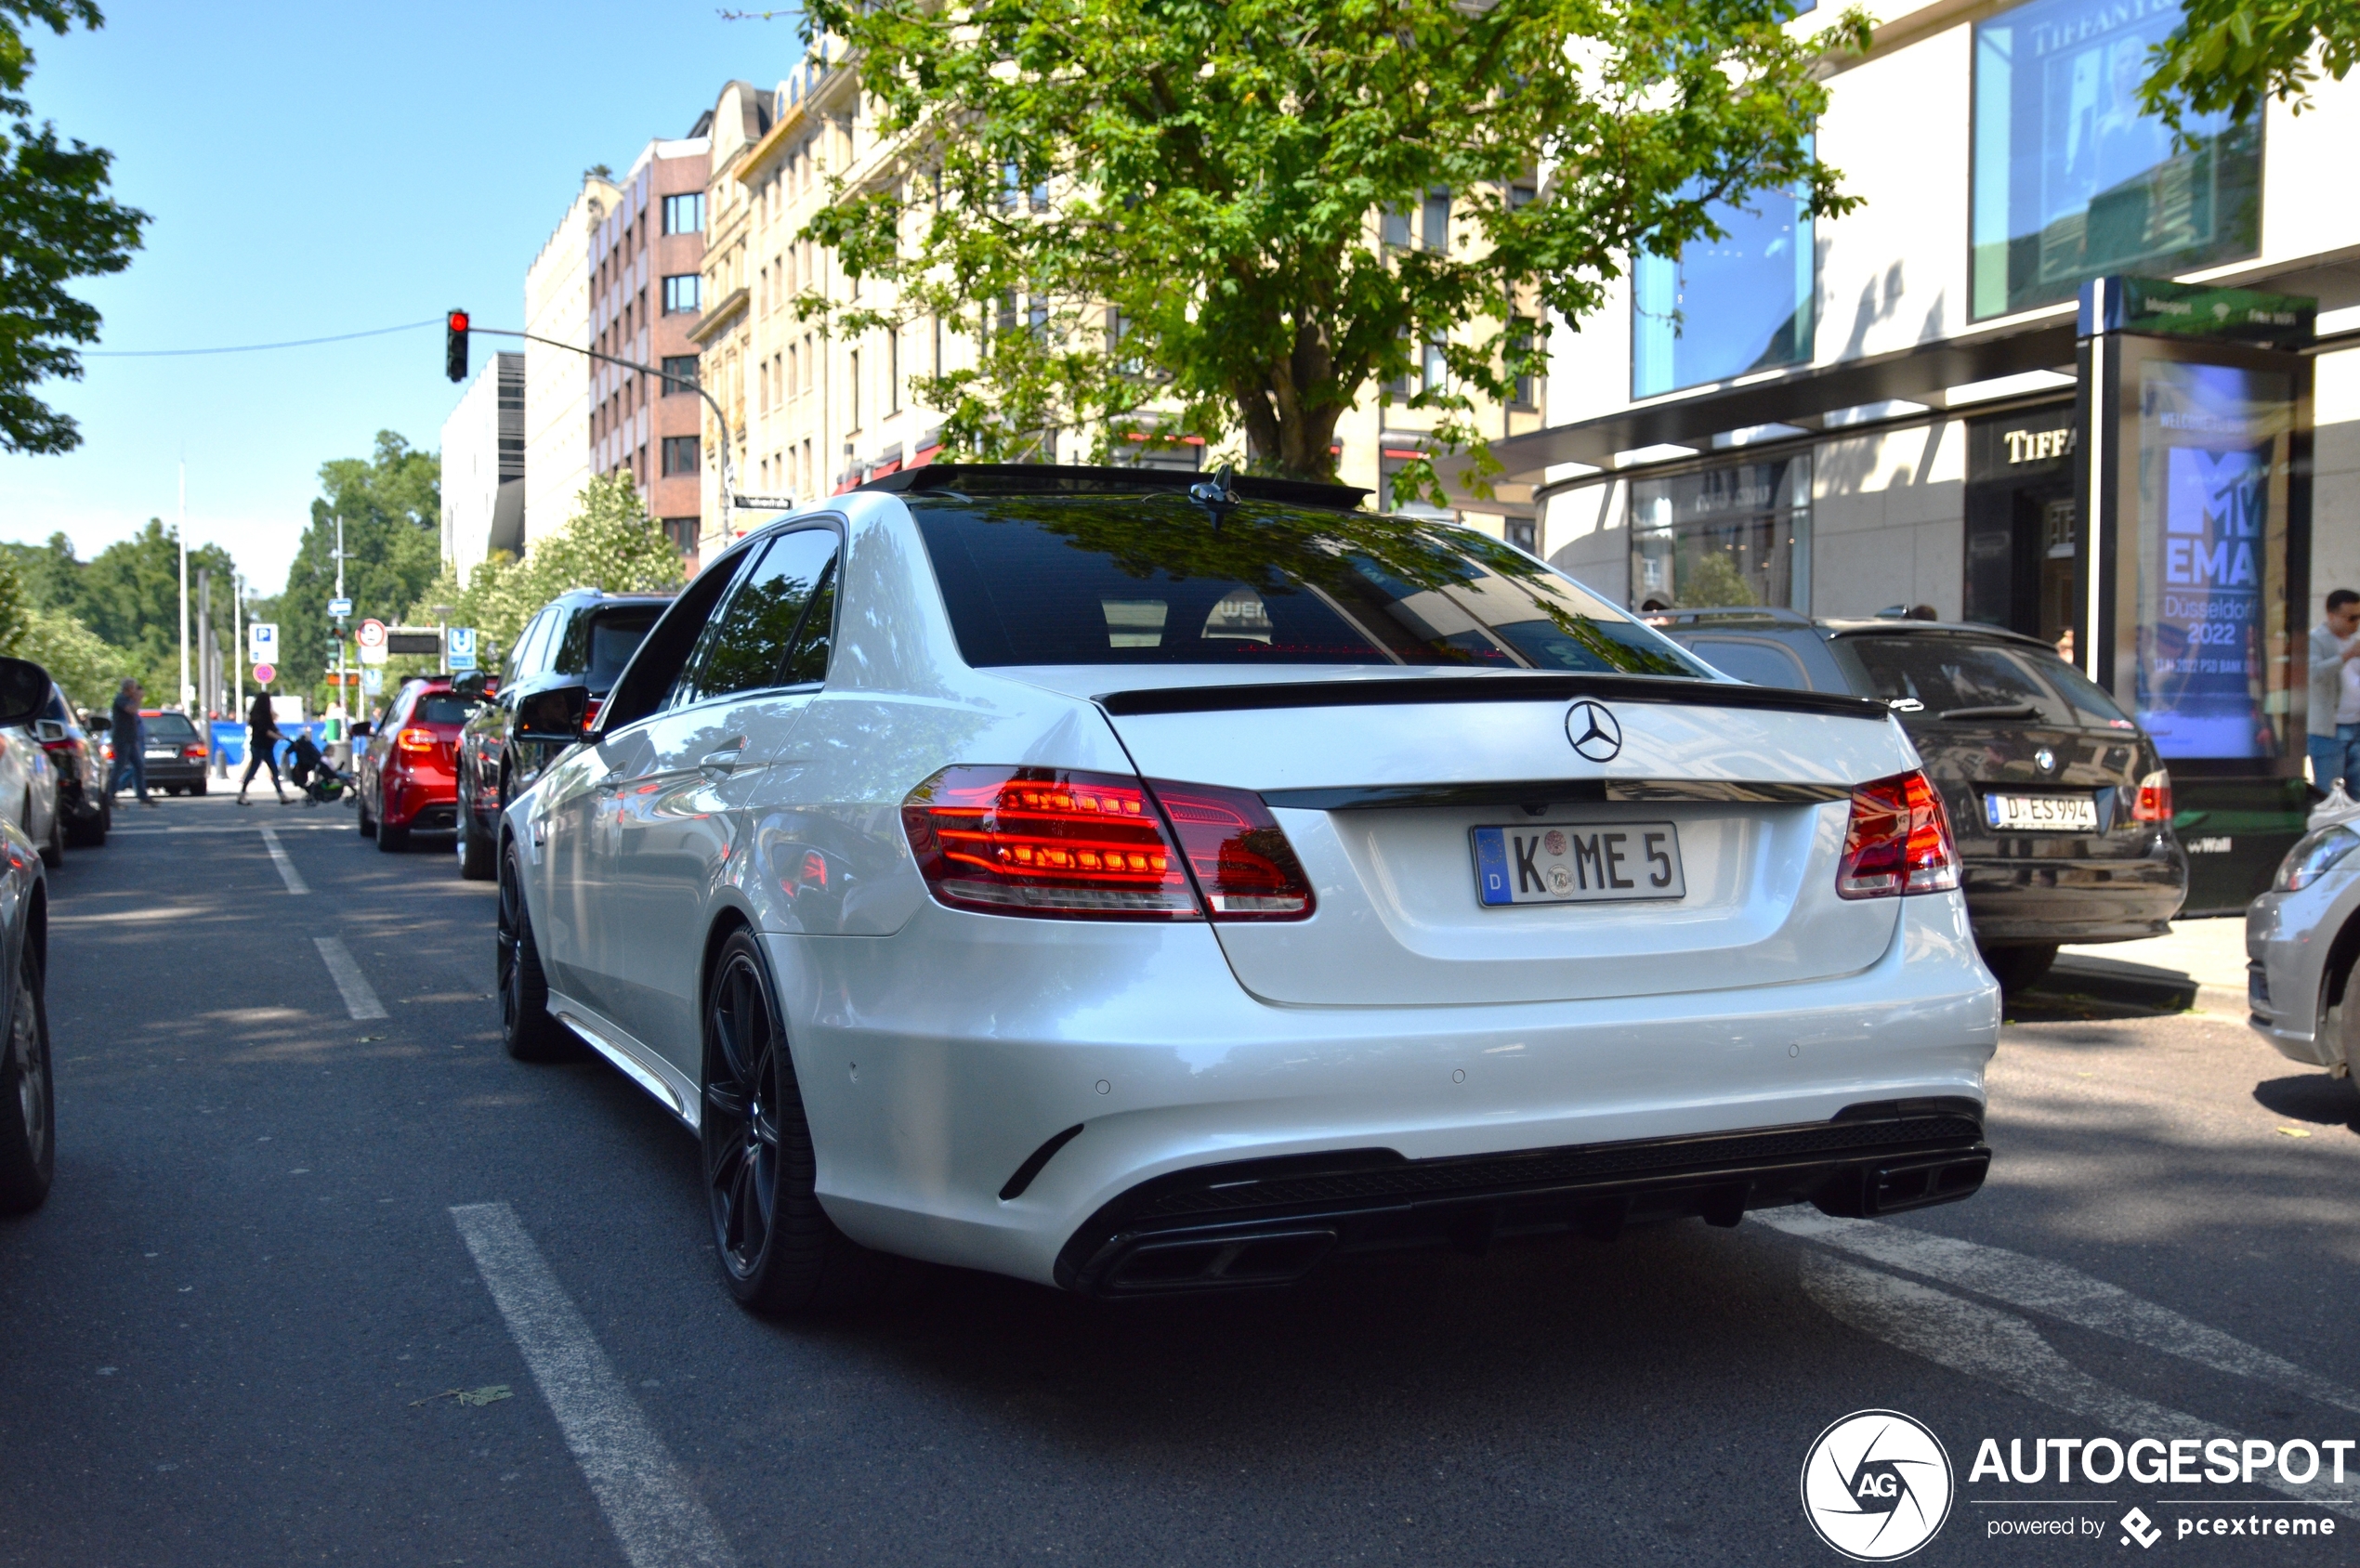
{"left": 0, "top": 1, "right": 800, "bottom": 595}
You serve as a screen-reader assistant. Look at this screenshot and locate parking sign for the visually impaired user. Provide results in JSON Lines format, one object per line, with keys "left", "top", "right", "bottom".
{"left": 447, "top": 626, "right": 477, "bottom": 671}
{"left": 248, "top": 622, "right": 278, "bottom": 664}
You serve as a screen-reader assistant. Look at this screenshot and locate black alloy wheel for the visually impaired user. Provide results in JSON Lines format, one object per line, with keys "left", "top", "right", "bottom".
{"left": 455, "top": 787, "right": 494, "bottom": 881}
{"left": 495, "top": 842, "right": 571, "bottom": 1062}
{"left": 0, "top": 932, "right": 54, "bottom": 1213}
{"left": 701, "top": 930, "right": 885, "bottom": 1314}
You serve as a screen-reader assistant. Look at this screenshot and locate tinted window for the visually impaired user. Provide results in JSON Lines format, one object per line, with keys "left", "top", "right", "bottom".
{"left": 1843, "top": 636, "right": 2074, "bottom": 725}
{"left": 2036, "top": 655, "right": 2139, "bottom": 731}
{"left": 508, "top": 609, "right": 554, "bottom": 683}
{"left": 912, "top": 497, "right": 1705, "bottom": 675}
{"left": 553, "top": 607, "right": 663, "bottom": 689}
{"left": 672, "top": 529, "right": 839, "bottom": 707}
{"left": 143, "top": 712, "right": 198, "bottom": 741}
{"left": 781, "top": 558, "right": 836, "bottom": 686}
{"left": 413, "top": 694, "right": 473, "bottom": 725}
{"left": 1686, "top": 635, "right": 1811, "bottom": 689}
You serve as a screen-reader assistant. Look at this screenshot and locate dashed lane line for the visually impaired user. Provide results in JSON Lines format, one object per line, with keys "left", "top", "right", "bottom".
{"left": 258, "top": 827, "right": 310, "bottom": 894}
{"left": 1800, "top": 1253, "right": 2360, "bottom": 1518}
{"left": 1760, "top": 1210, "right": 2360, "bottom": 1416}
{"left": 449, "top": 1203, "right": 740, "bottom": 1568}
{"left": 312, "top": 936, "right": 387, "bottom": 1021}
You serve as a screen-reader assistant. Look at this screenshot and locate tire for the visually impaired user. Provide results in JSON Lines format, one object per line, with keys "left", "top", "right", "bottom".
{"left": 191, "top": 779, "right": 206, "bottom": 797}
{"left": 701, "top": 929, "right": 888, "bottom": 1314}
{"left": 0, "top": 933, "right": 55, "bottom": 1214}
{"left": 376, "top": 791, "right": 408, "bottom": 852}
{"left": 39, "top": 802, "right": 62, "bottom": 870}
{"left": 496, "top": 842, "right": 573, "bottom": 1062}
{"left": 455, "top": 796, "right": 494, "bottom": 881}
{"left": 358, "top": 785, "right": 375, "bottom": 837}
{"left": 1980, "top": 942, "right": 2059, "bottom": 995}
{"left": 64, "top": 794, "right": 105, "bottom": 849}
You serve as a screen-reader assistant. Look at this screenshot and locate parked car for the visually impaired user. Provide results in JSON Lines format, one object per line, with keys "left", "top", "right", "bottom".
{"left": 452, "top": 589, "right": 671, "bottom": 881}
{"left": 0, "top": 716, "right": 61, "bottom": 869}
{"left": 356, "top": 677, "right": 471, "bottom": 851}
{"left": 1650, "top": 609, "right": 2187, "bottom": 992}
{"left": 0, "top": 658, "right": 65, "bottom": 1213}
{"left": 134, "top": 709, "right": 211, "bottom": 796}
{"left": 494, "top": 464, "right": 1999, "bottom": 1313}
{"left": 2245, "top": 795, "right": 2360, "bottom": 1079}
{"left": 32, "top": 685, "right": 107, "bottom": 848}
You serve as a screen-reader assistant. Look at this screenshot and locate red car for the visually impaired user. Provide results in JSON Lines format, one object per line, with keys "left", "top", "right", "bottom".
{"left": 356, "top": 677, "right": 474, "bottom": 851}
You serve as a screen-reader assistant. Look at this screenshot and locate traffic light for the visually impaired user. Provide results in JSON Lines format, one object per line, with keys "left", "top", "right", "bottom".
{"left": 445, "top": 309, "right": 470, "bottom": 382}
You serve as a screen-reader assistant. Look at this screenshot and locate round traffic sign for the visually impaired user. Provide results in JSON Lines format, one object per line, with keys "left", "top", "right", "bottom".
{"left": 253, "top": 662, "right": 276, "bottom": 686}
{"left": 356, "top": 619, "right": 387, "bottom": 650}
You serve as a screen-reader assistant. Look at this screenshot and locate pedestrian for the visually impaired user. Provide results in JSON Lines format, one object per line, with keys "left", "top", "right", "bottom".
{"left": 106, "top": 677, "right": 157, "bottom": 808}
{"left": 2309, "top": 590, "right": 2360, "bottom": 796}
{"left": 237, "top": 687, "right": 288, "bottom": 805}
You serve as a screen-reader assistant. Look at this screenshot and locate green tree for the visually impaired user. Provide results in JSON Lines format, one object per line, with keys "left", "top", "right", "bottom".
{"left": 0, "top": 531, "right": 84, "bottom": 616}
{"left": 67, "top": 518, "right": 236, "bottom": 705}
{"left": 0, "top": 1, "right": 148, "bottom": 454}
{"left": 796, "top": 0, "right": 1867, "bottom": 498}
{"left": 269, "top": 430, "right": 442, "bottom": 701}
{"left": 2140, "top": 2, "right": 2358, "bottom": 135}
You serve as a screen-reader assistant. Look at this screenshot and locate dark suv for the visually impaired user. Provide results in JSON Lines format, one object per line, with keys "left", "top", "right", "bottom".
{"left": 452, "top": 588, "right": 672, "bottom": 879}
{"left": 33, "top": 685, "right": 107, "bottom": 846}
{"left": 1652, "top": 609, "right": 2188, "bottom": 991}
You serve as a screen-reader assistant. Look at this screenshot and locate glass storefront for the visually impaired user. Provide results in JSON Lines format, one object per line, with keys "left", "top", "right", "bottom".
{"left": 1971, "top": 0, "right": 2261, "bottom": 320}
{"left": 2130, "top": 359, "right": 2295, "bottom": 762}
{"left": 1962, "top": 408, "right": 2077, "bottom": 646}
{"left": 1632, "top": 178, "right": 1816, "bottom": 399}
{"left": 1630, "top": 457, "right": 1811, "bottom": 612}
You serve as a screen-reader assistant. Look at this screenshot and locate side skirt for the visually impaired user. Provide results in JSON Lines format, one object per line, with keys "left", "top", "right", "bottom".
{"left": 545, "top": 989, "right": 701, "bottom": 1132}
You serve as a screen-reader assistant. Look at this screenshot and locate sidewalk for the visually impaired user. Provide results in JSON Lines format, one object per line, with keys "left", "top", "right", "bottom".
{"left": 2056, "top": 915, "right": 2249, "bottom": 1014}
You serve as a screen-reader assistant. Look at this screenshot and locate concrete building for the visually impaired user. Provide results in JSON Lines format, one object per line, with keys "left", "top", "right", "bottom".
{"left": 688, "top": 45, "right": 1546, "bottom": 555}
{"left": 1493, "top": 0, "right": 2360, "bottom": 908}
{"left": 439, "top": 351, "right": 523, "bottom": 584}
{"left": 522, "top": 172, "right": 623, "bottom": 566}
{"left": 588, "top": 126, "right": 714, "bottom": 569}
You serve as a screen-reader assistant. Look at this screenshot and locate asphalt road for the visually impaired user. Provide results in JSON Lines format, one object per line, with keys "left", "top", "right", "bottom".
{"left": 3, "top": 791, "right": 2355, "bottom": 1567}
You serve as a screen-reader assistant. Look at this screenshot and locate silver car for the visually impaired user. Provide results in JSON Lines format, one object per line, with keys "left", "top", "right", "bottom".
{"left": 495, "top": 465, "right": 2001, "bottom": 1312}
{"left": 2245, "top": 804, "right": 2360, "bottom": 1077}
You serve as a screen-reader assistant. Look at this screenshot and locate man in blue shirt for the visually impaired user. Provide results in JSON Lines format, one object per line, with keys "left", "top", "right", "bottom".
{"left": 106, "top": 677, "right": 157, "bottom": 808}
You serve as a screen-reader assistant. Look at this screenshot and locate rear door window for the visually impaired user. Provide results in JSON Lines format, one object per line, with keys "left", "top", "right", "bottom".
{"left": 1842, "top": 636, "right": 2075, "bottom": 725}
{"left": 1684, "top": 635, "right": 1813, "bottom": 690}
{"left": 553, "top": 607, "right": 663, "bottom": 689}
{"left": 670, "top": 528, "right": 841, "bottom": 708}
{"left": 911, "top": 496, "right": 1705, "bottom": 675}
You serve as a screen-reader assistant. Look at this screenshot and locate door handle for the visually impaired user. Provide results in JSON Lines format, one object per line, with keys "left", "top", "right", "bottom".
{"left": 698, "top": 749, "right": 742, "bottom": 777}
{"left": 596, "top": 771, "right": 626, "bottom": 793}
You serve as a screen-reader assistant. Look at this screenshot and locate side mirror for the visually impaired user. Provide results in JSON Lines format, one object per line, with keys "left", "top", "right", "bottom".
{"left": 350, "top": 721, "right": 374, "bottom": 740}
{"left": 31, "top": 719, "right": 66, "bottom": 743}
{"left": 515, "top": 683, "right": 590, "bottom": 743}
{"left": 451, "top": 670, "right": 489, "bottom": 702}
{"left": 0, "top": 660, "right": 50, "bottom": 730}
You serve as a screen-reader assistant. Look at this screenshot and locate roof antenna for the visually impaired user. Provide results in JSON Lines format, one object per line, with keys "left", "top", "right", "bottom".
{"left": 1188, "top": 463, "right": 1239, "bottom": 517}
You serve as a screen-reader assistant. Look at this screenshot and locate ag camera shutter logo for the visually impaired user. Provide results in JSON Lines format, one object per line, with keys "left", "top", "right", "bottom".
{"left": 1801, "top": 1409, "right": 1954, "bottom": 1561}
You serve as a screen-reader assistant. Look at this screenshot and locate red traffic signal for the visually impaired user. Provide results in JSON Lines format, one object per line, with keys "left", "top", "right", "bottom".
{"left": 445, "top": 309, "right": 470, "bottom": 382}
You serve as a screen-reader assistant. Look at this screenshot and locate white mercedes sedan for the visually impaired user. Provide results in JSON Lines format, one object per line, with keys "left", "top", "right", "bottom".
{"left": 495, "top": 464, "right": 1999, "bottom": 1312}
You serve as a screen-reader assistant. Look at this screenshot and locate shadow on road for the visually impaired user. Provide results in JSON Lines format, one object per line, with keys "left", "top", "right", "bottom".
{"left": 2252, "top": 1072, "right": 2360, "bottom": 1135}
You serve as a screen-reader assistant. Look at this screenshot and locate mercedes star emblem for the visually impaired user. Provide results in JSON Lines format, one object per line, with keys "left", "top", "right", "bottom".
{"left": 1566, "top": 700, "right": 1623, "bottom": 763}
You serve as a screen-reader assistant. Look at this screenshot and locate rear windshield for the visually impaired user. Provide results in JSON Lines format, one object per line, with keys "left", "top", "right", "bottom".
{"left": 554, "top": 607, "right": 662, "bottom": 689}
{"left": 911, "top": 497, "right": 1708, "bottom": 675}
{"left": 142, "top": 712, "right": 199, "bottom": 740}
{"left": 2034, "top": 656, "right": 2139, "bottom": 731}
{"left": 1841, "top": 636, "right": 2076, "bottom": 725}
{"left": 413, "top": 694, "right": 473, "bottom": 725}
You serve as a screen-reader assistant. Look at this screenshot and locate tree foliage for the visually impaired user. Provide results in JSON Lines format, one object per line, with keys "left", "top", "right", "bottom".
{"left": 2139, "top": 1, "right": 2358, "bottom": 134}
{"left": 0, "top": 1, "right": 147, "bottom": 454}
{"left": 0, "top": 525, "right": 236, "bottom": 707}
{"left": 407, "top": 473, "right": 685, "bottom": 664}
{"left": 797, "top": 0, "right": 1867, "bottom": 495}
{"left": 263, "top": 430, "right": 443, "bottom": 699}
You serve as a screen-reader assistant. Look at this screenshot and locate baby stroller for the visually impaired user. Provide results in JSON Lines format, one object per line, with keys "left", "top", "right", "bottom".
{"left": 288, "top": 731, "right": 354, "bottom": 806}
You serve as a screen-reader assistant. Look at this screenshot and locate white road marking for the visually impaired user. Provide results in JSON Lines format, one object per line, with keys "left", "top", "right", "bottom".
{"left": 258, "top": 828, "right": 309, "bottom": 894}
{"left": 449, "top": 1203, "right": 739, "bottom": 1568}
{"left": 1761, "top": 1210, "right": 2360, "bottom": 1416}
{"left": 312, "top": 937, "right": 386, "bottom": 1021}
{"left": 1800, "top": 1253, "right": 2360, "bottom": 1517}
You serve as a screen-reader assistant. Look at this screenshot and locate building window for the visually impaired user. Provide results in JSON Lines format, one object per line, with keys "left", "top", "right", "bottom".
{"left": 888, "top": 329, "right": 901, "bottom": 413}
{"left": 664, "top": 193, "right": 704, "bottom": 235}
{"left": 661, "top": 355, "right": 699, "bottom": 395}
{"left": 848, "top": 348, "right": 861, "bottom": 430}
{"left": 1422, "top": 189, "right": 1451, "bottom": 253}
{"left": 1381, "top": 206, "right": 1412, "bottom": 249}
{"left": 1632, "top": 169, "right": 1815, "bottom": 399}
{"left": 662, "top": 517, "right": 699, "bottom": 556}
{"left": 1630, "top": 457, "right": 1811, "bottom": 613}
{"left": 662, "top": 436, "right": 701, "bottom": 476}
{"left": 1509, "top": 317, "right": 1539, "bottom": 409}
{"left": 1970, "top": 0, "right": 2262, "bottom": 320}
{"left": 662, "top": 274, "right": 701, "bottom": 314}
{"left": 1505, "top": 516, "right": 1537, "bottom": 553}
{"left": 1421, "top": 340, "right": 1449, "bottom": 395}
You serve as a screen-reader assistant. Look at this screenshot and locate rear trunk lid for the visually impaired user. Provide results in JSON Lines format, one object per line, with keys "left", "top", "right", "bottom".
{"left": 1019, "top": 667, "right": 1920, "bottom": 1008}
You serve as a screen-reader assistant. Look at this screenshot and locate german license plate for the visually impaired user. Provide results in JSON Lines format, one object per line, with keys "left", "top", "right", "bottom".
{"left": 1473, "top": 823, "right": 1685, "bottom": 906}
{"left": 1984, "top": 792, "right": 2097, "bottom": 832}
{"left": 144, "top": 749, "right": 177, "bottom": 760}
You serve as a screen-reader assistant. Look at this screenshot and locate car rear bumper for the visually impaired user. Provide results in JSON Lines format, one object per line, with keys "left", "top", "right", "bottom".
{"left": 2244, "top": 886, "right": 2352, "bottom": 1070}
{"left": 778, "top": 894, "right": 2000, "bottom": 1290}
{"left": 1960, "top": 842, "right": 2187, "bottom": 943}
{"left": 385, "top": 771, "right": 457, "bottom": 830}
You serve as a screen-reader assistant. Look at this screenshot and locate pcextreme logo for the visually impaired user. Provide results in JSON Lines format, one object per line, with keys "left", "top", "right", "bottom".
{"left": 1802, "top": 1409, "right": 1957, "bottom": 1561}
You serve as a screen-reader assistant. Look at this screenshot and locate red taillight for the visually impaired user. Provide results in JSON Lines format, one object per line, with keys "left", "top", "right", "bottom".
{"left": 1147, "top": 780, "right": 1316, "bottom": 918}
{"left": 903, "top": 766, "right": 1195, "bottom": 918}
{"left": 183, "top": 744, "right": 207, "bottom": 761}
{"left": 1836, "top": 769, "right": 1960, "bottom": 899}
{"left": 900, "top": 766, "right": 1316, "bottom": 921}
{"left": 395, "top": 726, "right": 437, "bottom": 753}
{"left": 2131, "top": 768, "right": 2172, "bottom": 823}
{"left": 583, "top": 697, "right": 604, "bottom": 731}
{"left": 39, "top": 738, "right": 77, "bottom": 759}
